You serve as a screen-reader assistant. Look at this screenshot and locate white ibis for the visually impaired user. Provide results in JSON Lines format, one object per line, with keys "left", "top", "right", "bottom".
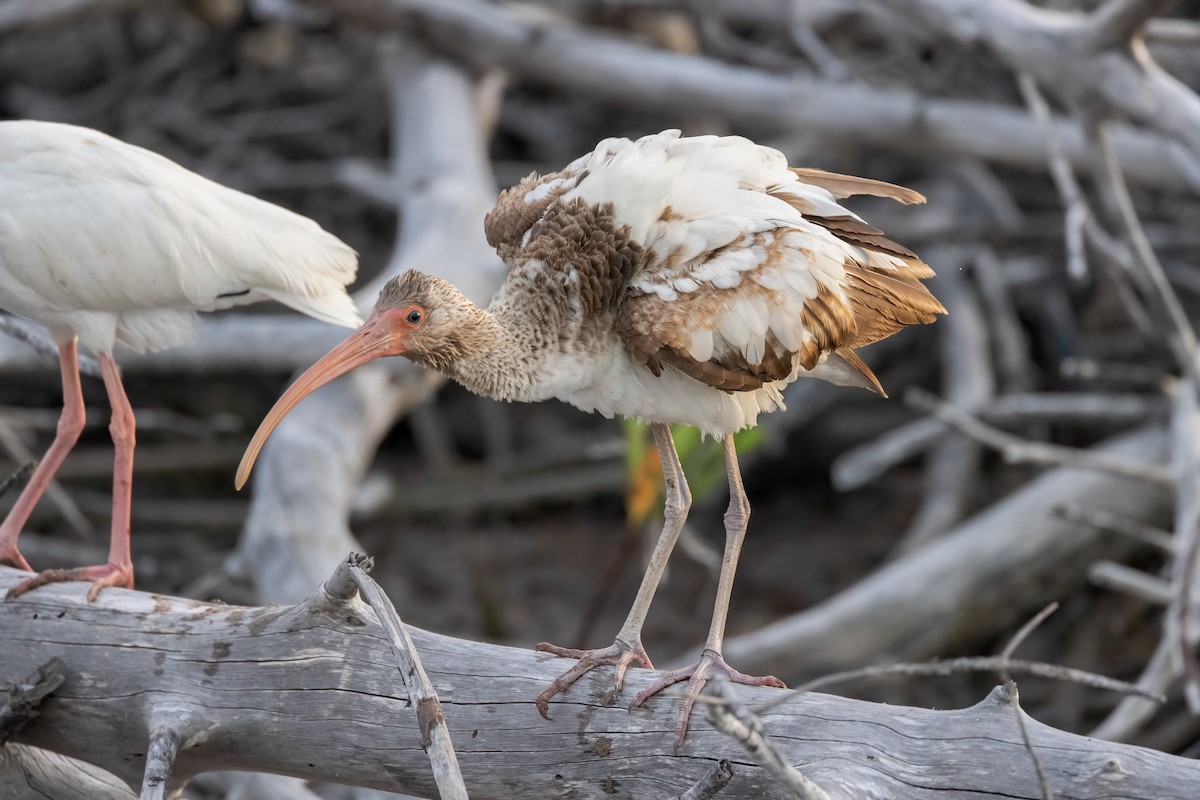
{"left": 0, "top": 120, "right": 361, "bottom": 601}
{"left": 236, "top": 130, "right": 945, "bottom": 747}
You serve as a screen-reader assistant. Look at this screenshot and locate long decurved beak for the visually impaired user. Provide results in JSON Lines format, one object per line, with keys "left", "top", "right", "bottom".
{"left": 235, "top": 314, "right": 401, "bottom": 490}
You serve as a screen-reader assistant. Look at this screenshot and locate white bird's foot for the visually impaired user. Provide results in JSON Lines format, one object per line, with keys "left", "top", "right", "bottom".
{"left": 630, "top": 647, "right": 785, "bottom": 753}
{"left": 6, "top": 561, "right": 133, "bottom": 603}
{"left": 534, "top": 637, "right": 654, "bottom": 718}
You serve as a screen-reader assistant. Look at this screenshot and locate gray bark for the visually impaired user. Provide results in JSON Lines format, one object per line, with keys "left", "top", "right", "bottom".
{"left": 1, "top": 566, "right": 1197, "bottom": 799}
{"left": 0, "top": 744, "right": 135, "bottom": 800}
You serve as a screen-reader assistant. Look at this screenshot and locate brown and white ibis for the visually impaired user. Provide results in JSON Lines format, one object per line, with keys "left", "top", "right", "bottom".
{"left": 236, "top": 130, "right": 944, "bottom": 747}
{"left": 0, "top": 120, "right": 361, "bottom": 601}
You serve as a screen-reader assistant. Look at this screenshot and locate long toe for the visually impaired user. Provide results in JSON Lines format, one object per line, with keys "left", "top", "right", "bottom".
{"left": 6, "top": 562, "right": 133, "bottom": 602}
{"left": 629, "top": 648, "right": 786, "bottom": 753}
{"left": 534, "top": 637, "right": 653, "bottom": 718}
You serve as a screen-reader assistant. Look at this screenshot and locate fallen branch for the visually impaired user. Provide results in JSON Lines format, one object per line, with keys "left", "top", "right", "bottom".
{"left": 723, "top": 427, "right": 1172, "bottom": 680}
{"left": 326, "top": 554, "right": 469, "bottom": 800}
{"left": 668, "top": 759, "right": 733, "bottom": 800}
{"left": 1017, "top": 72, "right": 1091, "bottom": 281}
{"left": 0, "top": 657, "right": 66, "bottom": 745}
{"left": 1089, "top": 561, "right": 1172, "bottom": 606}
{"left": 1168, "top": 377, "right": 1200, "bottom": 711}
{"left": 295, "top": 0, "right": 1200, "bottom": 192}
{"left": 777, "top": 655, "right": 1162, "bottom": 703}
{"left": 998, "top": 602, "right": 1063, "bottom": 800}
{"left": 705, "top": 679, "right": 830, "bottom": 800}
{"left": 0, "top": 745, "right": 134, "bottom": 800}
{"left": 0, "top": 462, "right": 34, "bottom": 502}
{"left": 832, "top": 391, "right": 1165, "bottom": 490}
{"left": 0, "top": 315, "right": 101, "bottom": 377}
{"left": 906, "top": 388, "right": 1173, "bottom": 486}
{"left": 2, "top": 565, "right": 1196, "bottom": 799}
{"left": 873, "top": 0, "right": 1200, "bottom": 156}
{"left": 1055, "top": 504, "right": 1177, "bottom": 553}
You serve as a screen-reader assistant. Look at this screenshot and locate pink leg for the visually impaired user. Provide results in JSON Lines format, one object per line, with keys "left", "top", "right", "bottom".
{"left": 630, "top": 434, "right": 784, "bottom": 753}
{"left": 8, "top": 353, "right": 135, "bottom": 602}
{"left": 0, "top": 339, "right": 86, "bottom": 573}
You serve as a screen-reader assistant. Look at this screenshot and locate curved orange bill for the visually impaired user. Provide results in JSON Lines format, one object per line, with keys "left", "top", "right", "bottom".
{"left": 235, "top": 315, "right": 400, "bottom": 490}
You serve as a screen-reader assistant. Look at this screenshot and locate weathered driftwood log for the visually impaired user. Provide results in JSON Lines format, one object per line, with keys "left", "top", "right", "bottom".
{"left": 1, "top": 566, "right": 1197, "bottom": 800}
{"left": 0, "top": 745, "right": 135, "bottom": 800}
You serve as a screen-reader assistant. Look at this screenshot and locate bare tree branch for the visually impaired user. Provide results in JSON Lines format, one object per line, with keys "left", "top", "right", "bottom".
{"left": 873, "top": 0, "right": 1200, "bottom": 155}
{"left": 906, "top": 388, "right": 1173, "bottom": 486}
{"left": 705, "top": 679, "right": 830, "bottom": 800}
{"left": 291, "top": 0, "right": 1200, "bottom": 190}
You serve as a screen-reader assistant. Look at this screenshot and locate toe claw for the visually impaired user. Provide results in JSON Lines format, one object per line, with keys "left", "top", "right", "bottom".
{"left": 535, "top": 637, "right": 652, "bottom": 716}
{"left": 631, "top": 650, "right": 786, "bottom": 750}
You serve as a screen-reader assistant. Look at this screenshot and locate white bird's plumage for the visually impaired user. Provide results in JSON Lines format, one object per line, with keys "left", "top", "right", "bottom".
{"left": 0, "top": 120, "right": 361, "bottom": 354}
{"left": 484, "top": 130, "right": 943, "bottom": 436}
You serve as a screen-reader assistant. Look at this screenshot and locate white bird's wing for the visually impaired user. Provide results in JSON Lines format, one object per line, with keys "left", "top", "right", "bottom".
{"left": 0, "top": 121, "right": 360, "bottom": 352}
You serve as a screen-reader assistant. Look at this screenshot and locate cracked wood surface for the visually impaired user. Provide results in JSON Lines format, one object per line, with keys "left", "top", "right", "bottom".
{"left": 0, "top": 568, "right": 1197, "bottom": 799}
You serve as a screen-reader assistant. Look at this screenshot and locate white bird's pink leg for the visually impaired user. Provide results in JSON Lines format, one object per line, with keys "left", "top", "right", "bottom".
{"left": 8, "top": 353, "right": 135, "bottom": 601}
{"left": 630, "top": 433, "right": 784, "bottom": 752}
{"left": 0, "top": 339, "right": 86, "bottom": 574}
{"left": 535, "top": 422, "right": 692, "bottom": 717}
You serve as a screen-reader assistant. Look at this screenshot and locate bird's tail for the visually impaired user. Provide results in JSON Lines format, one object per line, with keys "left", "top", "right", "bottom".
{"left": 260, "top": 287, "right": 362, "bottom": 329}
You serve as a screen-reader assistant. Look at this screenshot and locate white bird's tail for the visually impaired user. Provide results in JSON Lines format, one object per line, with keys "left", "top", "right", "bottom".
{"left": 260, "top": 286, "right": 362, "bottom": 329}
{"left": 200, "top": 183, "right": 365, "bottom": 329}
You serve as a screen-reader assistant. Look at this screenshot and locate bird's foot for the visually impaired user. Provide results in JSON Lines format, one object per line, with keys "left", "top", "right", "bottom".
{"left": 6, "top": 561, "right": 133, "bottom": 602}
{"left": 630, "top": 647, "right": 785, "bottom": 753}
{"left": 534, "top": 637, "right": 654, "bottom": 718}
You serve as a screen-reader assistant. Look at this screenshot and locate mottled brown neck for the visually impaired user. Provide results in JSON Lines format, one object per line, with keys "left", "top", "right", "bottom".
{"left": 423, "top": 284, "right": 575, "bottom": 404}
{"left": 448, "top": 199, "right": 646, "bottom": 400}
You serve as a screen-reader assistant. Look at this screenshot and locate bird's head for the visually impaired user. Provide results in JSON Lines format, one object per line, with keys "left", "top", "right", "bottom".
{"left": 235, "top": 270, "right": 477, "bottom": 489}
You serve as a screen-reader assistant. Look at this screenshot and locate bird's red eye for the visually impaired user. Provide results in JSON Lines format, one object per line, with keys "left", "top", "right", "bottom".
{"left": 406, "top": 308, "right": 423, "bottom": 325}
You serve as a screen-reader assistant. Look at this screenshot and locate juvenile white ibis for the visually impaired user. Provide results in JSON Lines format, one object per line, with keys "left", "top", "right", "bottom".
{"left": 237, "top": 130, "right": 945, "bottom": 747}
{"left": 0, "top": 120, "right": 361, "bottom": 601}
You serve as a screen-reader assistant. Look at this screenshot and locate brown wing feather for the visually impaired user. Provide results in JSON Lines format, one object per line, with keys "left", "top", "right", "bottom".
{"left": 806, "top": 215, "right": 919, "bottom": 261}
{"left": 484, "top": 168, "right": 589, "bottom": 263}
{"left": 615, "top": 164, "right": 942, "bottom": 396}
{"left": 658, "top": 351, "right": 768, "bottom": 392}
{"left": 789, "top": 168, "right": 925, "bottom": 205}
{"left": 621, "top": 259, "right": 942, "bottom": 399}
{"left": 833, "top": 348, "right": 886, "bottom": 397}
{"left": 842, "top": 262, "right": 945, "bottom": 349}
